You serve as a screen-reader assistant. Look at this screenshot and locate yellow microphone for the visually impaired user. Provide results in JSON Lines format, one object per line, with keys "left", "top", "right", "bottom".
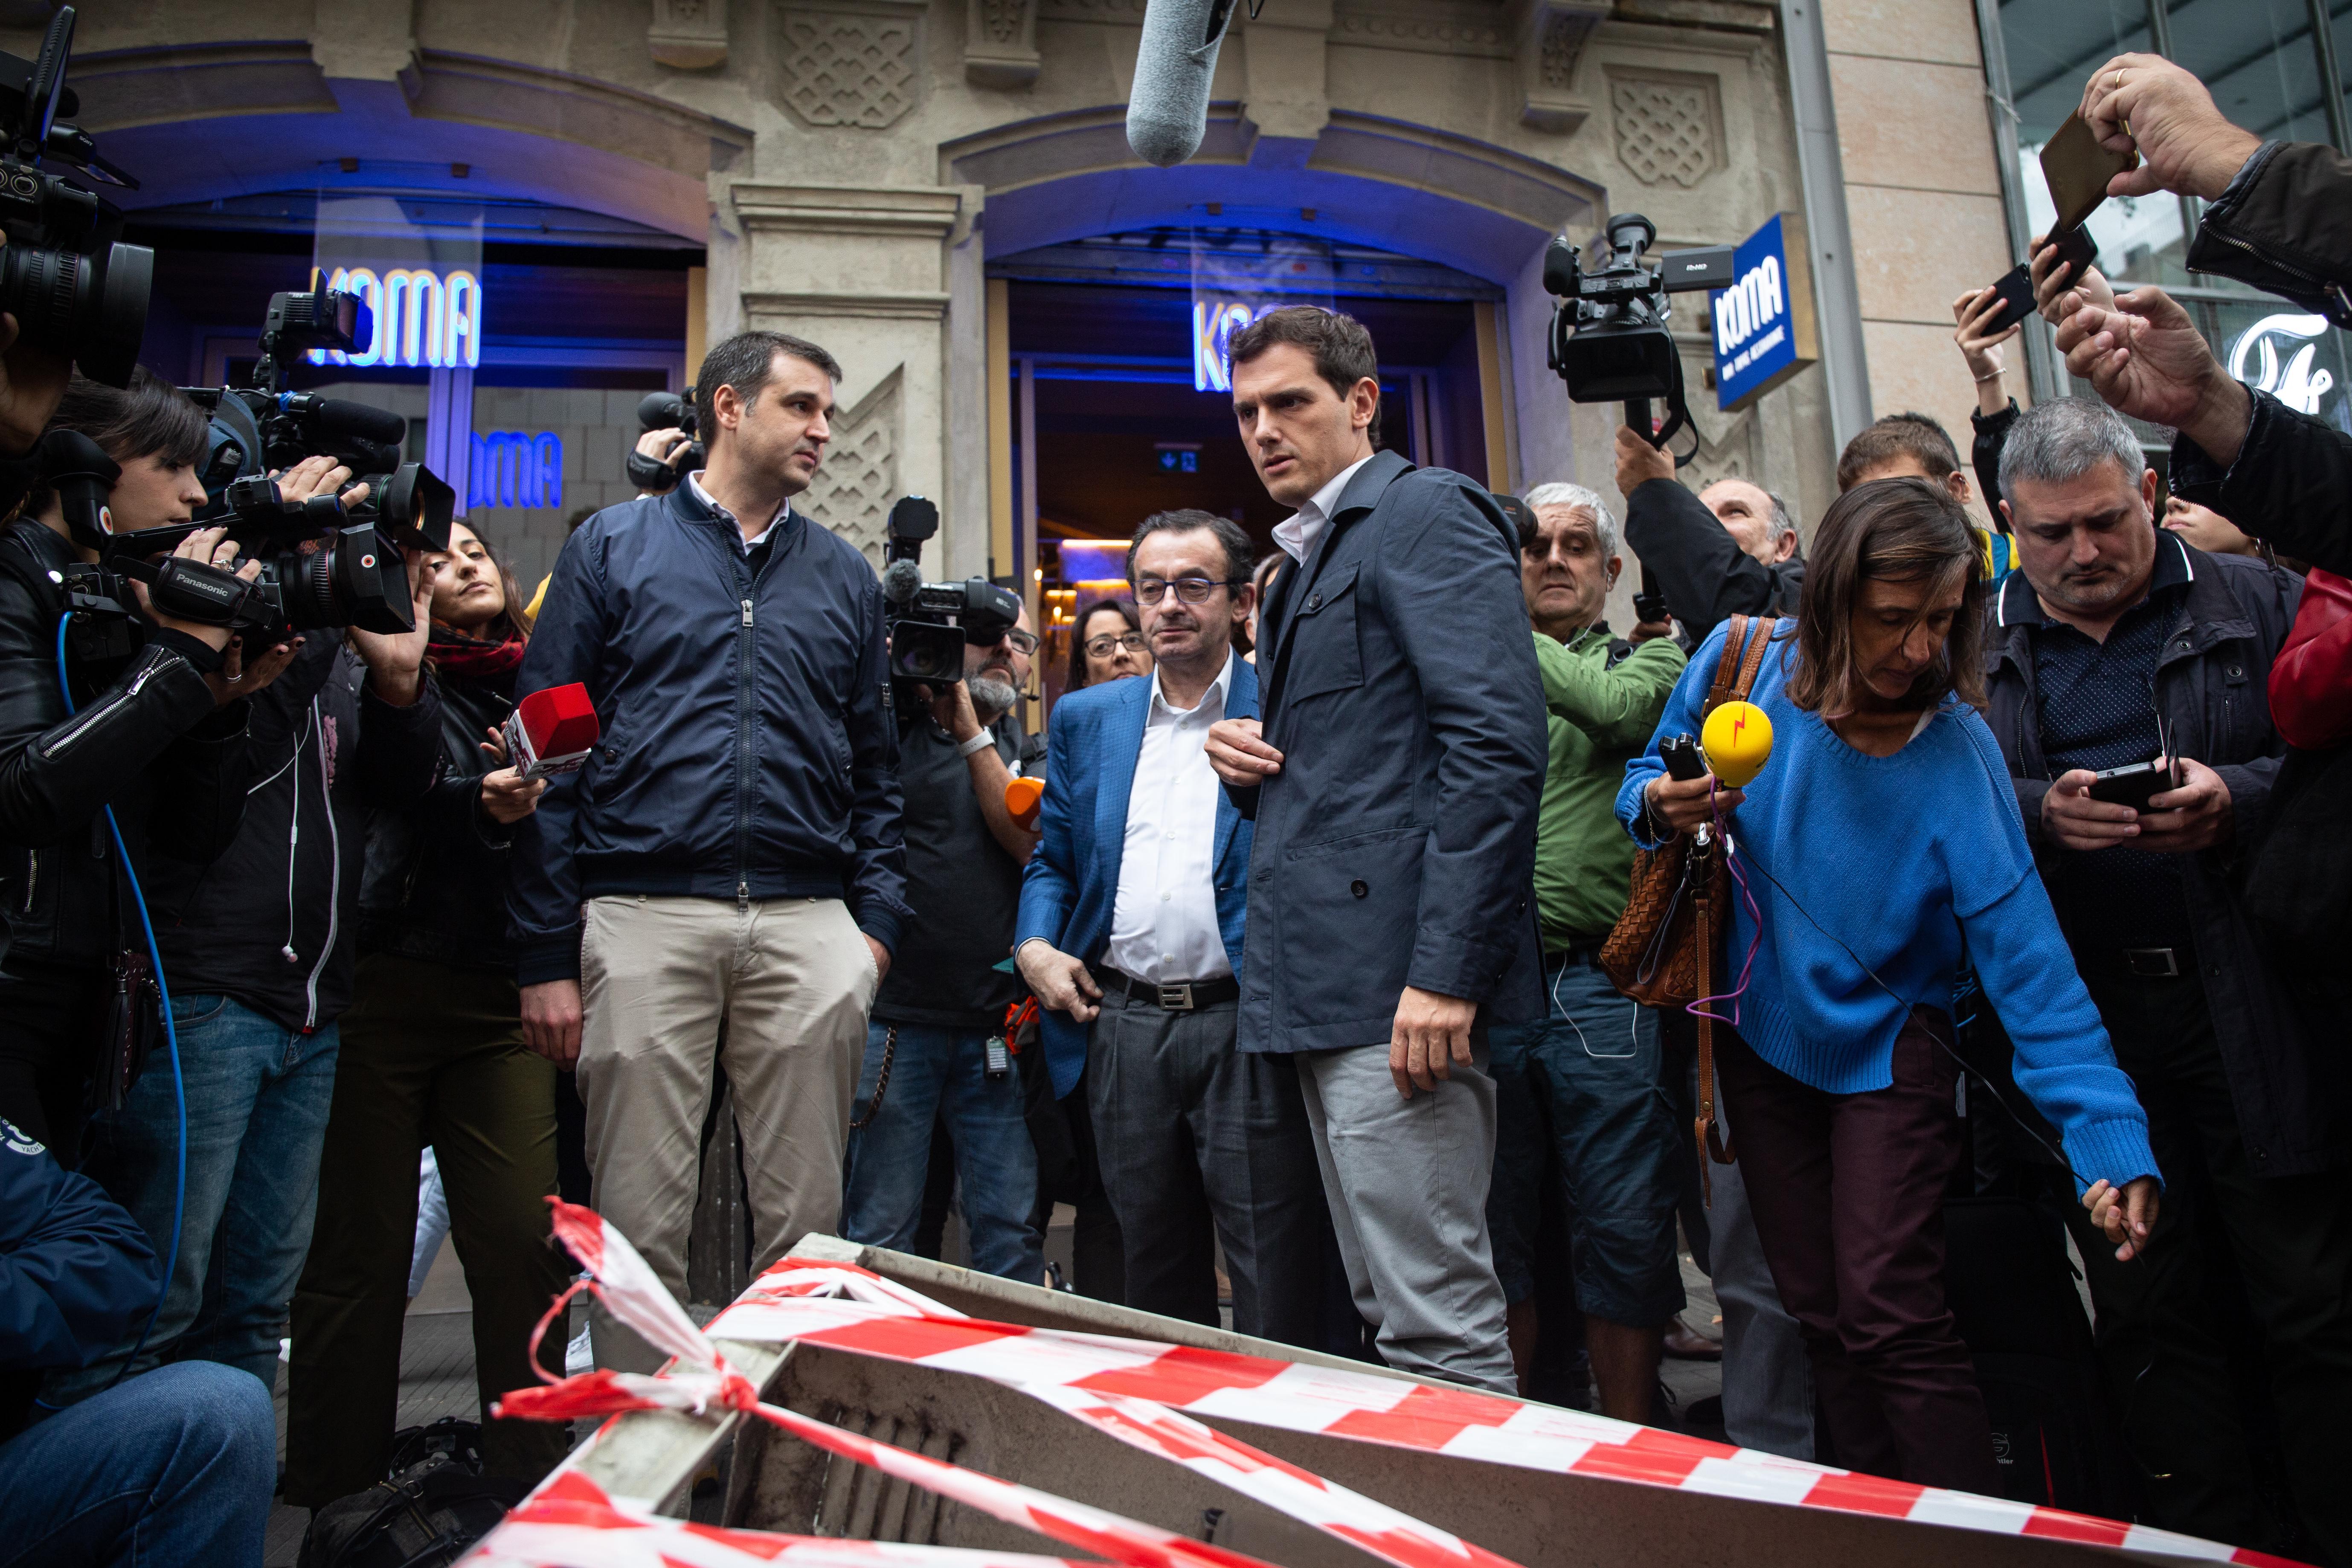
{"left": 1701, "top": 700, "right": 1774, "bottom": 788}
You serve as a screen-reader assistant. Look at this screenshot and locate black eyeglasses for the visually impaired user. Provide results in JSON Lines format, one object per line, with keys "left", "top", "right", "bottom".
{"left": 1135, "top": 576, "right": 1247, "bottom": 605}
{"left": 1084, "top": 632, "right": 1147, "bottom": 658}
{"left": 1002, "top": 628, "right": 1040, "bottom": 655}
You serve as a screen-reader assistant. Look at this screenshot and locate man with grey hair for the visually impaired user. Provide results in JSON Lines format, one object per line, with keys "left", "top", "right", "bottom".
{"left": 1018, "top": 508, "right": 1331, "bottom": 1344}
{"left": 1486, "top": 483, "right": 1688, "bottom": 1420}
{"left": 1989, "top": 396, "right": 2346, "bottom": 1557}
{"left": 1613, "top": 427, "right": 1802, "bottom": 645}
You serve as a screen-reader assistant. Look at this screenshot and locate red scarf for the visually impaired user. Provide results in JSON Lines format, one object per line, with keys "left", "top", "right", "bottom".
{"left": 428, "top": 628, "right": 526, "bottom": 679}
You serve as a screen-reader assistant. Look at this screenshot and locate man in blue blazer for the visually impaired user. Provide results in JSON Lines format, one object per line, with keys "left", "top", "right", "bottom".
{"left": 1207, "top": 309, "right": 1545, "bottom": 1393}
{"left": 1016, "top": 510, "right": 1329, "bottom": 1345}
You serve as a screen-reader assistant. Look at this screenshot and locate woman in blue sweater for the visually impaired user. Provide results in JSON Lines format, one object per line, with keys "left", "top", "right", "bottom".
{"left": 1616, "top": 477, "right": 2158, "bottom": 1493}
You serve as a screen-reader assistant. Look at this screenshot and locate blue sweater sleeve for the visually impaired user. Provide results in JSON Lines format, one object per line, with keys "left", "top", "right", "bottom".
{"left": 1961, "top": 874, "right": 2161, "bottom": 1192}
{"left": 1616, "top": 622, "right": 1730, "bottom": 848}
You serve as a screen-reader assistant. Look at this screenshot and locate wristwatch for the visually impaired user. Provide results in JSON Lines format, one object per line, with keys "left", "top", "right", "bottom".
{"left": 957, "top": 729, "right": 997, "bottom": 758}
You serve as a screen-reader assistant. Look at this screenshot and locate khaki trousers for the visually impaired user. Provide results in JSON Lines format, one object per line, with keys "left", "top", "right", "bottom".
{"left": 578, "top": 894, "right": 877, "bottom": 1368}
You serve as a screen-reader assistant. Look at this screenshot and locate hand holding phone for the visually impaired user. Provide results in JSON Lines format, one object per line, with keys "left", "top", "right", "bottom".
{"left": 2086, "top": 756, "right": 2180, "bottom": 811}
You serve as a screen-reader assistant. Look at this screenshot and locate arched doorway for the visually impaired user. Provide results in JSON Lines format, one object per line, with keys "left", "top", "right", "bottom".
{"left": 941, "top": 107, "right": 1606, "bottom": 703}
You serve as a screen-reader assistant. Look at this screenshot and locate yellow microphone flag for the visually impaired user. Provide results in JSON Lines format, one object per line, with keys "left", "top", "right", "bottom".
{"left": 1702, "top": 700, "right": 1774, "bottom": 788}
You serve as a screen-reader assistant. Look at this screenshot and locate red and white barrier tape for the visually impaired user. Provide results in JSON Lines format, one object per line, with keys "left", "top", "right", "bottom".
{"left": 461, "top": 1469, "right": 1104, "bottom": 1568}
{"left": 502, "top": 1204, "right": 2303, "bottom": 1568}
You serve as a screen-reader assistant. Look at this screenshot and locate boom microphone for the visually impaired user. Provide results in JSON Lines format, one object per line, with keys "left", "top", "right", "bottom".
{"left": 504, "top": 683, "right": 602, "bottom": 781}
{"left": 1127, "top": 0, "right": 1239, "bottom": 167}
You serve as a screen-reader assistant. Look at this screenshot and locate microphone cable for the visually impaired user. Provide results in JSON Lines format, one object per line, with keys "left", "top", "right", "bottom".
{"left": 52, "top": 613, "right": 189, "bottom": 1392}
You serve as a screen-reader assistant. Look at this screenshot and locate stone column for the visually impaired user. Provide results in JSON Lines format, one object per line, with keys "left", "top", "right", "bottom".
{"left": 729, "top": 182, "right": 965, "bottom": 572}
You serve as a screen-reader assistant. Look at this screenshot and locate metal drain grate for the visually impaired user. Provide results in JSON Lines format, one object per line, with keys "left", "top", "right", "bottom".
{"left": 808, "top": 1402, "right": 965, "bottom": 1543}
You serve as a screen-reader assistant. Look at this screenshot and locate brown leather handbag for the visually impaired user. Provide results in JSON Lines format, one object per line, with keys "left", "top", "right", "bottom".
{"left": 1599, "top": 613, "right": 1772, "bottom": 1201}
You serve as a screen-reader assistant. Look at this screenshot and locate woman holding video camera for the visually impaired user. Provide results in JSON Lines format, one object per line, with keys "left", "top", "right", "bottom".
{"left": 1617, "top": 477, "right": 2160, "bottom": 1492}
{"left": 285, "top": 516, "right": 572, "bottom": 1509}
{"left": 0, "top": 369, "right": 314, "bottom": 1161}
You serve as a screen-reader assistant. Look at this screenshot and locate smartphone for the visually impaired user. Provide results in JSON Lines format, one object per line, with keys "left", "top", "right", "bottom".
{"left": 2087, "top": 758, "right": 2179, "bottom": 810}
{"left": 2039, "top": 111, "right": 2137, "bottom": 234}
{"left": 1980, "top": 264, "right": 2035, "bottom": 330}
{"left": 1661, "top": 733, "right": 1705, "bottom": 782}
{"left": 2041, "top": 224, "right": 2099, "bottom": 282}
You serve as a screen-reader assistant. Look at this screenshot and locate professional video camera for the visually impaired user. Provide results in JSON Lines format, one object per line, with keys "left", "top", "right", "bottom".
{"left": 182, "top": 285, "right": 454, "bottom": 555}
{"left": 1545, "top": 212, "right": 1733, "bottom": 456}
{"left": 878, "top": 496, "right": 1020, "bottom": 719}
{"left": 52, "top": 428, "right": 421, "bottom": 659}
{"left": 0, "top": 6, "right": 151, "bottom": 388}
{"left": 626, "top": 391, "right": 704, "bottom": 491}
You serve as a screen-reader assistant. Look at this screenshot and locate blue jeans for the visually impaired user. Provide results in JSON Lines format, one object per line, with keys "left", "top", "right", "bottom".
{"left": 46, "top": 993, "right": 340, "bottom": 1402}
{"left": 842, "top": 1021, "right": 1041, "bottom": 1281}
{"left": 0, "top": 1360, "right": 273, "bottom": 1567}
{"left": 1487, "top": 951, "right": 1686, "bottom": 1328}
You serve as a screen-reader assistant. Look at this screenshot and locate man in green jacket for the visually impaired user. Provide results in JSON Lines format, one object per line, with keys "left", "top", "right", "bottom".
{"left": 1490, "top": 482, "right": 1687, "bottom": 1420}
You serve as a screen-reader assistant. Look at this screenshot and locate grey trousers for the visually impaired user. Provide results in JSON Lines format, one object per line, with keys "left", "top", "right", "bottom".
{"left": 578, "top": 894, "right": 877, "bottom": 1370}
{"left": 1295, "top": 1042, "right": 1516, "bottom": 1393}
{"left": 1689, "top": 1058, "right": 1815, "bottom": 1459}
{"left": 1089, "top": 988, "right": 1330, "bottom": 1347}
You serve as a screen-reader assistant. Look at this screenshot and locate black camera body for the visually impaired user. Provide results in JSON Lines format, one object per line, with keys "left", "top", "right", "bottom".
{"left": 627, "top": 391, "right": 704, "bottom": 491}
{"left": 182, "top": 286, "right": 453, "bottom": 559}
{"left": 91, "top": 473, "right": 419, "bottom": 647}
{"left": 878, "top": 496, "right": 1020, "bottom": 719}
{"left": 0, "top": 8, "right": 149, "bottom": 388}
{"left": 1545, "top": 213, "right": 1733, "bottom": 455}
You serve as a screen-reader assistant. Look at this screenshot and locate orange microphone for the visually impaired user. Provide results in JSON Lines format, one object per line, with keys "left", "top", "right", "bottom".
{"left": 1005, "top": 774, "right": 1044, "bottom": 830}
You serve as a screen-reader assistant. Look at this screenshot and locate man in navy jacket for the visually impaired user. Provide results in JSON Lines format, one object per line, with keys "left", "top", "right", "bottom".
{"left": 1207, "top": 309, "right": 1545, "bottom": 1392}
{"left": 511, "top": 331, "right": 907, "bottom": 1367}
{"left": 1016, "top": 510, "right": 1328, "bottom": 1344}
{"left": 1, "top": 1118, "right": 273, "bottom": 1562}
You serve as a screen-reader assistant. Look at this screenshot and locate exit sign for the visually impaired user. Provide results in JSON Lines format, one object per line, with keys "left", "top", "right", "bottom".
{"left": 1155, "top": 445, "right": 1200, "bottom": 473}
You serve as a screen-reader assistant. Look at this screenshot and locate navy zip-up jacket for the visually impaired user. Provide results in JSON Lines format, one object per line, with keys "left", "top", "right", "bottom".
{"left": 509, "top": 483, "right": 909, "bottom": 985}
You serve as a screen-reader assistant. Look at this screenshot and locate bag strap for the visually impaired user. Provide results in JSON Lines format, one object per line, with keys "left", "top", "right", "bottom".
{"left": 1730, "top": 616, "right": 1771, "bottom": 702}
{"left": 1703, "top": 614, "right": 1751, "bottom": 716}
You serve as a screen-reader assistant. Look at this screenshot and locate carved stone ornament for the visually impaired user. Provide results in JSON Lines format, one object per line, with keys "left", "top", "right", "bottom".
{"left": 1516, "top": 0, "right": 1608, "bottom": 134}
{"left": 1609, "top": 69, "right": 1720, "bottom": 188}
{"left": 805, "top": 370, "right": 903, "bottom": 566}
{"left": 648, "top": 0, "right": 729, "bottom": 69}
{"left": 777, "top": 8, "right": 922, "bottom": 128}
{"left": 965, "top": 0, "right": 1040, "bottom": 89}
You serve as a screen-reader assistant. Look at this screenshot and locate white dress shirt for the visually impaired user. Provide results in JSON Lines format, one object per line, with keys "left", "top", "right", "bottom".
{"left": 687, "top": 470, "right": 787, "bottom": 552}
{"left": 1105, "top": 652, "right": 1237, "bottom": 983}
{"left": 1271, "top": 452, "right": 1375, "bottom": 566}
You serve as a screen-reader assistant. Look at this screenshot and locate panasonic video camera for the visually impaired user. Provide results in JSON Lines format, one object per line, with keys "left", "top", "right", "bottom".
{"left": 625, "top": 391, "right": 703, "bottom": 492}
{"left": 182, "top": 285, "right": 454, "bottom": 558}
{"left": 878, "top": 496, "right": 1020, "bottom": 720}
{"left": 0, "top": 6, "right": 151, "bottom": 388}
{"left": 1545, "top": 212, "right": 1733, "bottom": 454}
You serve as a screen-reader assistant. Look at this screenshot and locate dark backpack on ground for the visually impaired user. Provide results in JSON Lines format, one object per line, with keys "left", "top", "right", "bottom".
{"left": 298, "top": 1420, "right": 531, "bottom": 1568}
{"left": 1941, "top": 1196, "right": 2136, "bottom": 1521}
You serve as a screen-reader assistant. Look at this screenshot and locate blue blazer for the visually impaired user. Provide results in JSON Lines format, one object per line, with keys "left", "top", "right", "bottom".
{"left": 1016, "top": 657, "right": 1257, "bottom": 1097}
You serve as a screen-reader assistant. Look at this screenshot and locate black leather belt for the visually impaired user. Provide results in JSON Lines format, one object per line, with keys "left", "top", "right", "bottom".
{"left": 1099, "top": 967, "right": 1239, "bottom": 1011}
{"left": 2120, "top": 947, "right": 2182, "bottom": 979}
{"left": 1542, "top": 941, "right": 1606, "bottom": 973}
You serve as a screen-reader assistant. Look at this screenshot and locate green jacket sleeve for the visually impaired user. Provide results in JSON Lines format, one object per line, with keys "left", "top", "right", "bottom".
{"left": 1530, "top": 631, "right": 1689, "bottom": 751}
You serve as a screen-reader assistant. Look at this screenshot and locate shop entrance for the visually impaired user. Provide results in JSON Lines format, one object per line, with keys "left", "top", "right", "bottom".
{"left": 995, "top": 230, "right": 1507, "bottom": 708}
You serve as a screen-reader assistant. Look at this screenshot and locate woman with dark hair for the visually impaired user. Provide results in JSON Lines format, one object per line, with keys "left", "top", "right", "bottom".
{"left": 1066, "top": 596, "right": 1149, "bottom": 691}
{"left": 0, "top": 369, "right": 311, "bottom": 1157}
{"left": 1617, "top": 477, "right": 2160, "bottom": 1492}
{"left": 285, "top": 516, "right": 572, "bottom": 1507}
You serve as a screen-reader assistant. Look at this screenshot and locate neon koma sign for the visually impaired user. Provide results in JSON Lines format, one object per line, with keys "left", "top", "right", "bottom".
{"left": 306, "top": 265, "right": 483, "bottom": 369}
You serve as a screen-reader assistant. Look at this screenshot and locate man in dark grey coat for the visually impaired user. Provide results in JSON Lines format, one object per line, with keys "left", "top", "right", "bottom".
{"left": 1206, "top": 308, "right": 1545, "bottom": 1392}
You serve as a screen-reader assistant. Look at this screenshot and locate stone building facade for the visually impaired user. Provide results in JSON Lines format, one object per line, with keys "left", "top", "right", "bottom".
{"left": 44, "top": 0, "right": 2018, "bottom": 622}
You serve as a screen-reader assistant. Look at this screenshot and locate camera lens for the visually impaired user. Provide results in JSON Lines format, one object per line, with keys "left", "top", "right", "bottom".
{"left": 0, "top": 238, "right": 152, "bottom": 389}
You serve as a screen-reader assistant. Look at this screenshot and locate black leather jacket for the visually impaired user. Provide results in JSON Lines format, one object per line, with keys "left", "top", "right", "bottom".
{"left": 1623, "top": 476, "right": 1806, "bottom": 650}
{"left": 357, "top": 665, "right": 520, "bottom": 971}
{"left": 0, "top": 519, "right": 252, "bottom": 971}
